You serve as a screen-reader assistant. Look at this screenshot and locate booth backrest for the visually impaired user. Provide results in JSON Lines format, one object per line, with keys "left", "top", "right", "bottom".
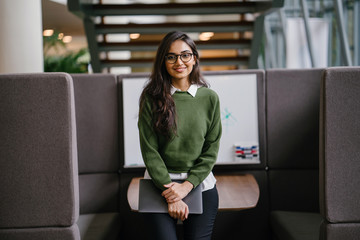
{"left": 0, "top": 73, "right": 80, "bottom": 239}
{"left": 72, "top": 74, "right": 120, "bottom": 215}
{"left": 266, "top": 69, "right": 323, "bottom": 212}
{"left": 319, "top": 67, "right": 360, "bottom": 239}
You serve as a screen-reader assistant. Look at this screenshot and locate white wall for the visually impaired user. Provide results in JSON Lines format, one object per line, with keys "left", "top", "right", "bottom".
{"left": 0, "top": 0, "right": 43, "bottom": 73}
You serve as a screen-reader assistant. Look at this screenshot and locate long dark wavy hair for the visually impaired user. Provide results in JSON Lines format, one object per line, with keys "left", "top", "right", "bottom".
{"left": 139, "top": 31, "right": 208, "bottom": 139}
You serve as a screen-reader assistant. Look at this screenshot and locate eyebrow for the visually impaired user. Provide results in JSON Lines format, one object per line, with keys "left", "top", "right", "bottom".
{"left": 167, "top": 50, "right": 192, "bottom": 54}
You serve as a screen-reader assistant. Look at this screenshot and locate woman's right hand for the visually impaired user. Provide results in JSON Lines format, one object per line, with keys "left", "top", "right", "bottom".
{"left": 168, "top": 200, "right": 189, "bottom": 221}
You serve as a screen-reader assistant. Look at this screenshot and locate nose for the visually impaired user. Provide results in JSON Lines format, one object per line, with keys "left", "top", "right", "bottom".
{"left": 175, "top": 56, "right": 184, "bottom": 65}
{"left": 174, "top": 55, "right": 184, "bottom": 65}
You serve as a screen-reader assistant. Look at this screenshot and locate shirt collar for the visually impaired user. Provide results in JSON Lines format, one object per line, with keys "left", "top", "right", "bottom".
{"left": 170, "top": 84, "right": 198, "bottom": 97}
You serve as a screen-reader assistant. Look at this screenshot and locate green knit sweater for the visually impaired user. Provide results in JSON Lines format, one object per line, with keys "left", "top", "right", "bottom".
{"left": 138, "top": 87, "right": 222, "bottom": 190}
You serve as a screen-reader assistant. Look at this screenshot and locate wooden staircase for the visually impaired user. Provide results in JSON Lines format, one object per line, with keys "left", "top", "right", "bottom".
{"left": 68, "top": 0, "right": 284, "bottom": 73}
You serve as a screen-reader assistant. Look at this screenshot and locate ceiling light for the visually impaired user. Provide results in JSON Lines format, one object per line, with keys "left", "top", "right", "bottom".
{"left": 199, "top": 32, "right": 214, "bottom": 41}
{"left": 199, "top": 36, "right": 210, "bottom": 41}
{"left": 62, "top": 36, "right": 72, "bottom": 43}
{"left": 43, "top": 29, "right": 54, "bottom": 37}
{"left": 129, "top": 33, "right": 140, "bottom": 40}
{"left": 201, "top": 32, "right": 214, "bottom": 38}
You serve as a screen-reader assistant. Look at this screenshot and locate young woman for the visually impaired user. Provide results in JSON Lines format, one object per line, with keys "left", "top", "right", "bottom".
{"left": 138, "top": 31, "right": 222, "bottom": 240}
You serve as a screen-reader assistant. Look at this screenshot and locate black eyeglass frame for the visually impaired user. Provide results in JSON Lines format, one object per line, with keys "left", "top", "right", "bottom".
{"left": 165, "top": 53, "right": 194, "bottom": 64}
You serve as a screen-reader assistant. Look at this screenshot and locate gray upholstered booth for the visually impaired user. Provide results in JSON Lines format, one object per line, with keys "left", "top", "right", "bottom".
{"left": 0, "top": 73, "right": 80, "bottom": 240}
{"left": 1, "top": 67, "right": 359, "bottom": 240}
{"left": 72, "top": 74, "right": 121, "bottom": 240}
{"left": 267, "top": 69, "right": 324, "bottom": 240}
{"left": 269, "top": 67, "right": 360, "bottom": 240}
{"left": 319, "top": 67, "right": 360, "bottom": 240}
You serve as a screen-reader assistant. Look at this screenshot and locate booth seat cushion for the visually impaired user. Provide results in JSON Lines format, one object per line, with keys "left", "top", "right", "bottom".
{"left": 271, "top": 211, "right": 323, "bottom": 240}
{"left": 320, "top": 222, "right": 360, "bottom": 240}
{"left": 269, "top": 170, "right": 319, "bottom": 212}
{"left": 0, "top": 226, "right": 80, "bottom": 240}
{"left": 78, "top": 213, "right": 120, "bottom": 240}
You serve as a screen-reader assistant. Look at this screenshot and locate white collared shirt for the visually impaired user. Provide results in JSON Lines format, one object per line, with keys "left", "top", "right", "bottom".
{"left": 170, "top": 84, "right": 198, "bottom": 97}
{"left": 144, "top": 84, "right": 217, "bottom": 192}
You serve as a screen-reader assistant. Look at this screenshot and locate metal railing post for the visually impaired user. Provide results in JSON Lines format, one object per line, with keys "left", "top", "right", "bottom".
{"left": 334, "top": 0, "right": 353, "bottom": 66}
{"left": 300, "top": 0, "right": 316, "bottom": 67}
{"left": 264, "top": 16, "right": 277, "bottom": 68}
{"left": 84, "top": 17, "right": 102, "bottom": 72}
{"left": 278, "top": 8, "right": 287, "bottom": 68}
{"left": 249, "top": 15, "right": 265, "bottom": 69}
{"left": 325, "top": 11, "right": 333, "bottom": 67}
{"left": 354, "top": 0, "right": 360, "bottom": 65}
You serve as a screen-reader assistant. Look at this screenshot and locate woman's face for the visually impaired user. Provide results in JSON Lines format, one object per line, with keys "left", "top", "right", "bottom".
{"left": 165, "top": 39, "right": 196, "bottom": 83}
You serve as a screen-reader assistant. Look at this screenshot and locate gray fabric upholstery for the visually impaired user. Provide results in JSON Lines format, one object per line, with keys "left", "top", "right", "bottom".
{"left": 269, "top": 67, "right": 360, "bottom": 240}
{"left": 266, "top": 69, "right": 322, "bottom": 213}
{"left": 267, "top": 69, "right": 323, "bottom": 239}
{"left": 0, "top": 225, "right": 80, "bottom": 240}
{"left": 72, "top": 74, "right": 119, "bottom": 173}
{"left": 271, "top": 211, "right": 323, "bottom": 240}
{"left": 79, "top": 173, "right": 119, "bottom": 214}
{"left": 320, "top": 67, "right": 360, "bottom": 223}
{"left": 0, "top": 73, "right": 79, "bottom": 228}
{"left": 269, "top": 170, "right": 319, "bottom": 212}
{"left": 266, "top": 68, "right": 323, "bottom": 169}
{"left": 0, "top": 73, "right": 80, "bottom": 239}
{"left": 78, "top": 213, "right": 120, "bottom": 240}
{"left": 72, "top": 74, "right": 121, "bottom": 240}
{"left": 320, "top": 222, "right": 360, "bottom": 240}
{"left": 72, "top": 74, "right": 120, "bottom": 215}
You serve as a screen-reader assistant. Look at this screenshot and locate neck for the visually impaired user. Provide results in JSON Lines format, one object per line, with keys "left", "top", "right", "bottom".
{"left": 172, "top": 79, "right": 190, "bottom": 91}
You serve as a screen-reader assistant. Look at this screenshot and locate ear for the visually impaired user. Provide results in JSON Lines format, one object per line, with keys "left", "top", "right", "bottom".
{"left": 193, "top": 55, "right": 197, "bottom": 65}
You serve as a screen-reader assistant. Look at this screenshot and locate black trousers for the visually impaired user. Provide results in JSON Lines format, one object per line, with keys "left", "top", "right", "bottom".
{"left": 142, "top": 186, "right": 219, "bottom": 240}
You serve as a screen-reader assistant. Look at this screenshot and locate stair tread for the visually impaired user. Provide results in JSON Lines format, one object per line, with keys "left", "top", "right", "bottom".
{"left": 85, "top": 1, "right": 273, "bottom": 16}
{"left": 99, "top": 39, "right": 251, "bottom": 47}
{"left": 98, "top": 40, "right": 251, "bottom": 51}
{"left": 95, "top": 21, "right": 253, "bottom": 34}
{"left": 71, "top": 0, "right": 283, "bottom": 71}
{"left": 99, "top": 57, "right": 249, "bottom": 68}
{"left": 102, "top": 56, "right": 248, "bottom": 61}
{"left": 96, "top": 21, "right": 253, "bottom": 28}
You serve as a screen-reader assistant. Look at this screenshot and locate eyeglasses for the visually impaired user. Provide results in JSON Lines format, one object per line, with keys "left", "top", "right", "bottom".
{"left": 165, "top": 53, "right": 193, "bottom": 64}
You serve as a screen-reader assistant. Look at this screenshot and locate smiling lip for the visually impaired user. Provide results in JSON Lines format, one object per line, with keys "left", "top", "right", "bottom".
{"left": 174, "top": 67, "right": 186, "bottom": 72}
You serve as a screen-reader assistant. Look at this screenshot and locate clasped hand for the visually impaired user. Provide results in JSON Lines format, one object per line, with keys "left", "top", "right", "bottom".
{"left": 162, "top": 181, "right": 193, "bottom": 203}
{"left": 162, "top": 181, "right": 193, "bottom": 220}
{"left": 167, "top": 200, "right": 189, "bottom": 221}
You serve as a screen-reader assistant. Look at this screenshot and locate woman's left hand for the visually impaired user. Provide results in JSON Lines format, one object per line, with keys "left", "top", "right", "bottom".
{"left": 162, "top": 181, "right": 193, "bottom": 203}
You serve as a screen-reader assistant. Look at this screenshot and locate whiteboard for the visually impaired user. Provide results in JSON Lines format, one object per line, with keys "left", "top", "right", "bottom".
{"left": 122, "top": 73, "right": 259, "bottom": 167}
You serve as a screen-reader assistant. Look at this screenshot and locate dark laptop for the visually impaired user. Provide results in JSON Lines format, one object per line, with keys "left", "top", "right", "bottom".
{"left": 138, "top": 179, "right": 203, "bottom": 214}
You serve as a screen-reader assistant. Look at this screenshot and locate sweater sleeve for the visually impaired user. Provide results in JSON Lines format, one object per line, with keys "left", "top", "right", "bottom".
{"left": 186, "top": 93, "right": 222, "bottom": 188}
{"left": 138, "top": 96, "right": 172, "bottom": 191}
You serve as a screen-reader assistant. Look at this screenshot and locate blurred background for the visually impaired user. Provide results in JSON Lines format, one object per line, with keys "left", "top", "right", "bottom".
{"left": 1, "top": 0, "right": 359, "bottom": 74}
